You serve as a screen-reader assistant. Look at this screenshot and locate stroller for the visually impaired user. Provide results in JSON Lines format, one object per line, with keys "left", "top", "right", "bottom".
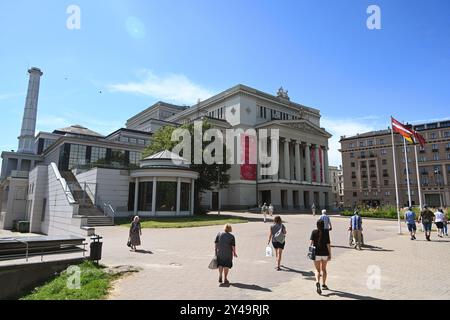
{"left": 348, "top": 229, "right": 365, "bottom": 247}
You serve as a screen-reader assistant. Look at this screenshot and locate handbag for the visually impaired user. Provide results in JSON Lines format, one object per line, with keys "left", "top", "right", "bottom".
{"left": 127, "top": 238, "right": 132, "bottom": 247}
{"left": 208, "top": 255, "right": 218, "bottom": 269}
{"left": 265, "top": 245, "right": 273, "bottom": 257}
{"left": 307, "top": 246, "right": 316, "bottom": 260}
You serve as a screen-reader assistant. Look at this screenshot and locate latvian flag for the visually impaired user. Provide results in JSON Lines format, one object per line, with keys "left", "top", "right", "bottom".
{"left": 391, "top": 117, "right": 414, "bottom": 143}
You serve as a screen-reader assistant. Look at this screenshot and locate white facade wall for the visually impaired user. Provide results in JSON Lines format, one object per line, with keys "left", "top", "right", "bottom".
{"left": 76, "top": 168, "right": 130, "bottom": 213}
{"left": 28, "top": 165, "right": 48, "bottom": 233}
{"left": 40, "top": 164, "right": 87, "bottom": 237}
{"left": 0, "top": 178, "right": 28, "bottom": 229}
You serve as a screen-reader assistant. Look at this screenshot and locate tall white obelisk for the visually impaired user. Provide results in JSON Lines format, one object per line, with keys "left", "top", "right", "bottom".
{"left": 18, "top": 67, "right": 43, "bottom": 154}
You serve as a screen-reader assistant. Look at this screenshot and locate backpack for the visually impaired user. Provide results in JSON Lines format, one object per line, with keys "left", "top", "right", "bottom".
{"left": 273, "top": 224, "right": 286, "bottom": 243}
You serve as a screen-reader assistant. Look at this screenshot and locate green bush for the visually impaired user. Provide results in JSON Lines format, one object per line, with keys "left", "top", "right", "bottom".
{"left": 342, "top": 206, "right": 449, "bottom": 220}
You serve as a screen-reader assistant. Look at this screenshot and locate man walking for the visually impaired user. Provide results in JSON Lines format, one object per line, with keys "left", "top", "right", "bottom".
{"left": 311, "top": 203, "right": 316, "bottom": 216}
{"left": 404, "top": 207, "right": 417, "bottom": 240}
{"left": 419, "top": 205, "right": 434, "bottom": 241}
{"left": 319, "top": 209, "right": 332, "bottom": 238}
{"left": 349, "top": 211, "right": 363, "bottom": 250}
{"left": 261, "top": 203, "right": 268, "bottom": 223}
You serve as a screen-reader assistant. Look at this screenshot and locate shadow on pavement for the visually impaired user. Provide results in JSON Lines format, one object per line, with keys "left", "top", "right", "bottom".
{"left": 280, "top": 266, "right": 315, "bottom": 278}
{"left": 322, "top": 289, "right": 381, "bottom": 300}
{"left": 134, "top": 249, "right": 153, "bottom": 254}
{"left": 229, "top": 283, "right": 272, "bottom": 292}
{"left": 361, "top": 244, "right": 393, "bottom": 252}
{"left": 331, "top": 244, "right": 393, "bottom": 252}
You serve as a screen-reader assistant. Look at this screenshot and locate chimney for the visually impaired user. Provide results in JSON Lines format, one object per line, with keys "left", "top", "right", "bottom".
{"left": 18, "top": 67, "right": 43, "bottom": 154}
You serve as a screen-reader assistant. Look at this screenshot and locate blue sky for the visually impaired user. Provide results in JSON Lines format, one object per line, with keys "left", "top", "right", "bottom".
{"left": 1, "top": 0, "right": 449, "bottom": 166}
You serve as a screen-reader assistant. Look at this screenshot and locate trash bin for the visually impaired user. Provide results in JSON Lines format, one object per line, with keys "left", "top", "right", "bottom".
{"left": 89, "top": 235, "right": 103, "bottom": 262}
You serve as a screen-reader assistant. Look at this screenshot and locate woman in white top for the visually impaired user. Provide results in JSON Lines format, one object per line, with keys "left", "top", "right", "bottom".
{"left": 434, "top": 209, "right": 445, "bottom": 238}
{"left": 268, "top": 204, "right": 274, "bottom": 218}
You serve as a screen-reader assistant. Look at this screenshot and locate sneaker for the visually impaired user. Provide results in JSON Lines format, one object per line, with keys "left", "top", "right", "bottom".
{"left": 322, "top": 284, "right": 329, "bottom": 290}
{"left": 219, "top": 277, "right": 223, "bottom": 283}
{"left": 316, "top": 282, "right": 322, "bottom": 295}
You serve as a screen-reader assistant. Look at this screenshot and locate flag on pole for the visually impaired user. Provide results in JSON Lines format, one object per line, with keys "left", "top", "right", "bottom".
{"left": 413, "top": 130, "right": 426, "bottom": 147}
{"left": 391, "top": 117, "right": 414, "bottom": 143}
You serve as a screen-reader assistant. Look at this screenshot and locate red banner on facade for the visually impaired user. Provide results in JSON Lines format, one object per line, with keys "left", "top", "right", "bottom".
{"left": 240, "top": 134, "right": 257, "bottom": 180}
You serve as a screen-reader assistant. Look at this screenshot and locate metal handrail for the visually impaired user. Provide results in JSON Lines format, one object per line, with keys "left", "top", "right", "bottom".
{"left": 103, "top": 203, "right": 115, "bottom": 224}
{"left": 0, "top": 241, "right": 87, "bottom": 263}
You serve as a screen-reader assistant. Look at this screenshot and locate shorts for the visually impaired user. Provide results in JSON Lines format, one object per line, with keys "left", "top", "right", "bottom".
{"left": 423, "top": 222, "right": 432, "bottom": 232}
{"left": 436, "top": 222, "right": 444, "bottom": 229}
{"left": 272, "top": 241, "right": 285, "bottom": 250}
{"left": 315, "top": 256, "right": 329, "bottom": 261}
{"left": 407, "top": 223, "right": 417, "bottom": 232}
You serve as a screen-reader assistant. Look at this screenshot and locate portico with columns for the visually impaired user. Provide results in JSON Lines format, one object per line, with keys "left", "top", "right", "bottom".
{"left": 256, "top": 120, "right": 333, "bottom": 211}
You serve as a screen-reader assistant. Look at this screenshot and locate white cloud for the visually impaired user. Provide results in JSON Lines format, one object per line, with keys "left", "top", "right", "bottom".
{"left": 322, "top": 116, "right": 386, "bottom": 167}
{"left": 107, "top": 70, "right": 214, "bottom": 105}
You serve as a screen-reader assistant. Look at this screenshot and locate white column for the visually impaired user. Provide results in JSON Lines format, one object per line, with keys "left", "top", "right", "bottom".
{"left": 152, "top": 177, "right": 157, "bottom": 216}
{"left": 305, "top": 143, "right": 312, "bottom": 183}
{"left": 271, "top": 137, "right": 279, "bottom": 180}
{"left": 133, "top": 178, "right": 139, "bottom": 216}
{"left": 17, "top": 159, "right": 22, "bottom": 171}
{"left": 294, "top": 140, "right": 301, "bottom": 182}
{"left": 191, "top": 179, "right": 195, "bottom": 216}
{"left": 284, "top": 139, "right": 290, "bottom": 181}
{"left": 323, "top": 147, "right": 329, "bottom": 184}
{"left": 315, "top": 145, "right": 320, "bottom": 183}
{"left": 176, "top": 177, "right": 181, "bottom": 215}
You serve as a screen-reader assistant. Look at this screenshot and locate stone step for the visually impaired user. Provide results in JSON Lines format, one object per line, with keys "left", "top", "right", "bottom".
{"left": 86, "top": 216, "right": 114, "bottom": 227}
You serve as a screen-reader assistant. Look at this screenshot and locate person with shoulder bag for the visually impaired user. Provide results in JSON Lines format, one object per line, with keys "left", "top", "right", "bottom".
{"left": 310, "top": 220, "right": 331, "bottom": 295}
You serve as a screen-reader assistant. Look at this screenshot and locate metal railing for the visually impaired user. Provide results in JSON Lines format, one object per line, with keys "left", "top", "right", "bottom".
{"left": 0, "top": 238, "right": 87, "bottom": 263}
{"left": 103, "top": 203, "right": 116, "bottom": 224}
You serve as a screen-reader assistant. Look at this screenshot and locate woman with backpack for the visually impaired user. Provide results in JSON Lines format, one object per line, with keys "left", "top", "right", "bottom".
{"left": 310, "top": 219, "right": 331, "bottom": 295}
{"left": 267, "top": 216, "right": 287, "bottom": 271}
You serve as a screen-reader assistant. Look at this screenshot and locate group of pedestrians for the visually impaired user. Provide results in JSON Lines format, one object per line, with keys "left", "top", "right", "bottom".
{"left": 405, "top": 205, "right": 448, "bottom": 241}
{"left": 213, "top": 208, "right": 342, "bottom": 295}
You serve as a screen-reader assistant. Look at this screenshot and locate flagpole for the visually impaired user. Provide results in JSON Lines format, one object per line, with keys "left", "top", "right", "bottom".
{"left": 414, "top": 143, "right": 423, "bottom": 211}
{"left": 403, "top": 137, "right": 412, "bottom": 207}
{"left": 391, "top": 124, "right": 402, "bottom": 235}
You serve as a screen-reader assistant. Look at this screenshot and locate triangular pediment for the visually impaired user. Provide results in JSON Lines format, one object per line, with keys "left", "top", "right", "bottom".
{"left": 257, "top": 119, "right": 332, "bottom": 138}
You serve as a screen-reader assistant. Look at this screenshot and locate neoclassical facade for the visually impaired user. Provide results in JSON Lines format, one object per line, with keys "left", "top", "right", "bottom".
{"left": 125, "top": 84, "right": 333, "bottom": 211}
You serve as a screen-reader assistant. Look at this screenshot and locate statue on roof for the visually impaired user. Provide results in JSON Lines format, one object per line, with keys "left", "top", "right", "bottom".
{"left": 277, "top": 87, "right": 290, "bottom": 100}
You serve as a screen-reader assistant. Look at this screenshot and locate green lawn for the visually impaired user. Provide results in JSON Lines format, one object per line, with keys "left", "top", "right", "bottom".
{"left": 116, "top": 214, "right": 248, "bottom": 228}
{"left": 21, "top": 261, "right": 117, "bottom": 300}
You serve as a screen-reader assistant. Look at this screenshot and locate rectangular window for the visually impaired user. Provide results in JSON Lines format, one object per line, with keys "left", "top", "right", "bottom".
{"left": 41, "top": 198, "right": 47, "bottom": 222}
{"left": 381, "top": 149, "right": 387, "bottom": 155}
{"left": 68, "top": 144, "right": 87, "bottom": 170}
{"left": 156, "top": 182, "right": 177, "bottom": 211}
{"left": 180, "top": 183, "right": 191, "bottom": 211}
{"left": 90, "top": 147, "right": 107, "bottom": 165}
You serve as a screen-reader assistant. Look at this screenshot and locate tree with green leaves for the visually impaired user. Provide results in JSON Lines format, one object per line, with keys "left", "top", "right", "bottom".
{"left": 143, "top": 120, "right": 231, "bottom": 214}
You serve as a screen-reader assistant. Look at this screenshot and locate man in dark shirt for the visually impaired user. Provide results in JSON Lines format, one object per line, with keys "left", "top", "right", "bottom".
{"left": 419, "top": 205, "right": 434, "bottom": 241}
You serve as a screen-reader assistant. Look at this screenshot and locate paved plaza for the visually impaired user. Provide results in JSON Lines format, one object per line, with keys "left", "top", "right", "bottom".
{"left": 93, "top": 212, "right": 450, "bottom": 300}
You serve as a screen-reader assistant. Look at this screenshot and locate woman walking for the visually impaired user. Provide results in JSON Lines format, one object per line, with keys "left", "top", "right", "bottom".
{"left": 129, "top": 216, "right": 142, "bottom": 251}
{"left": 215, "top": 224, "right": 237, "bottom": 284}
{"left": 267, "top": 216, "right": 287, "bottom": 271}
{"left": 434, "top": 208, "right": 445, "bottom": 238}
{"left": 310, "top": 220, "right": 331, "bottom": 295}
